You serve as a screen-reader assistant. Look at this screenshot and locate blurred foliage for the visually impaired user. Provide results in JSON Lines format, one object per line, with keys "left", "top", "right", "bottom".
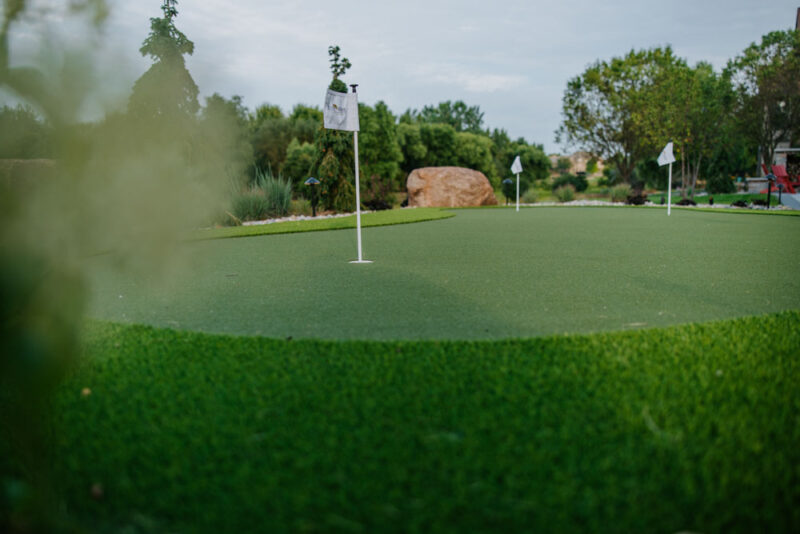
{"left": 0, "top": 2, "right": 232, "bottom": 529}
{"left": 0, "top": 105, "right": 52, "bottom": 158}
{"left": 554, "top": 183, "right": 575, "bottom": 202}
{"left": 551, "top": 172, "right": 588, "bottom": 193}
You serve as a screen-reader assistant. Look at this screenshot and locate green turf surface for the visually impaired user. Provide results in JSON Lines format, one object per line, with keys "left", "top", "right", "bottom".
{"left": 198, "top": 207, "right": 455, "bottom": 240}
{"left": 40, "top": 312, "right": 800, "bottom": 533}
{"left": 85, "top": 207, "right": 800, "bottom": 340}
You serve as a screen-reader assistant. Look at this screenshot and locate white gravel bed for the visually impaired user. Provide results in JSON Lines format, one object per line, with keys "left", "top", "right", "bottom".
{"left": 242, "top": 210, "right": 372, "bottom": 226}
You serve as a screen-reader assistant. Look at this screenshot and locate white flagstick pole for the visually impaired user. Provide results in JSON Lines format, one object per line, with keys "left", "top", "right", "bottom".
{"left": 354, "top": 128, "right": 364, "bottom": 261}
{"left": 515, "top": 173, "right": 520, "bottom": 212}
{"left": 667, "top": 161, "right": 672, "bottom": 216}
{"left": 348, "top": 83, "right": 371, "bottom": 264}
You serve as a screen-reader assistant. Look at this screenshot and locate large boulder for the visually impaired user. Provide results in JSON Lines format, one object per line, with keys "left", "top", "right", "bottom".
{"left": 406, "top": 166, "right": 497, "bottom": 208}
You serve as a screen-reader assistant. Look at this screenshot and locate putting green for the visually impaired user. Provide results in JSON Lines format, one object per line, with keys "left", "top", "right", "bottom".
{"left": 85, "top": 207, "right": 800, "bottom": 340}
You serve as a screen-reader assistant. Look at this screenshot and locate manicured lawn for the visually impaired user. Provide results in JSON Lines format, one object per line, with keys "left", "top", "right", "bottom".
{"left": 198, "top": 207, "right": 454, "bottom": 240}
{"left": 85, "top": 207, "right": 800, "bottom": 340}
{"left": 39, "top": 311, "right": 800, "bottom": 533}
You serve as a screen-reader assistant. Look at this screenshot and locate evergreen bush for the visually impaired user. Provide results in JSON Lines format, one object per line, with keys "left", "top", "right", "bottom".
{"left": 610, "top": 184, "right": 631, "bottom": 203}
{"left": 554, "top": 184, "right": 575, "bottom": 202}
{"left": 551, "top": 173, "right": 588, "bottom": 192}
{"left": 522, "top": 188, "right": 538, "bottom": 204}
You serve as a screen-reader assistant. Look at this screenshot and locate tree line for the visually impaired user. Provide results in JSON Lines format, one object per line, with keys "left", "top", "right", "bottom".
{"left": 556, "top": 30, "right": 800, "bottom": 197}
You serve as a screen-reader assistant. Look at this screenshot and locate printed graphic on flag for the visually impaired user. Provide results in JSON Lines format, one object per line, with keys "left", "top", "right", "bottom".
{"left": 323, "top": 89, "right": 359, "bottom": 131}
{"left": 511, "top": 155, "right": 523, "bottom": 174}
{"left": 657, "top": 142, "right": 675, "bottom": 166}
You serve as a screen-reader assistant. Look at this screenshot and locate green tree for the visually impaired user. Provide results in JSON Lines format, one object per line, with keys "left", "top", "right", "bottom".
{"left": 309, "top": 45, "right": 355, "bottom": 211}
{"left": 0, "top": 104, "right": 52, "bottom": 158}
{"left": 727, "top": 30, "right": 800, "bottom": 172}
{"left": 419, "top": 123, "right": 457, "bottom": 166}
{"left": 509, "top": 142, "right": 550, "bottom": 192}
{"left": 249, "top": 103, "right": 283, "bottom": 131}
{"left": 251, "top": 116, "right": 294, "bottom": 174}
{"left": 197, "top": 93, "right": 253, "bottom": 184}
{"left": 289, "top": 104, "right": 323, "bottom": 123}
{"left": 397, "top": 122, "right": 428, "bottom": 174}
{"left": 408, "top": 100, "right": 485, "bottom": 133}
{"left": 555, "top": 156, "right": 572, "bottom": 175}
{"left": 454, "top": 131, "right": 497, "bottom": 185}
{"left": 282, "top": 138, "right": 318, "bottom": 186}
{"left": 128, "top": 0, "right": 199, "bottom": 121}
{"left": 359, "top": 101, "right": 402, "bottom": 188}
{"left": 556, "top": 47, "right": 685, "bottom": 185}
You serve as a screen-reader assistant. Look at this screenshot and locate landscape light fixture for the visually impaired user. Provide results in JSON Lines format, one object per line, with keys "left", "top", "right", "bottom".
{"left": 778, "top": 183, "right": 784, "bottom": 206}
{"left": 304, "top": 177, "right": 320, "bottom": 217}
{"left": 502, "top": 178, "right": 513, "bottom": 205}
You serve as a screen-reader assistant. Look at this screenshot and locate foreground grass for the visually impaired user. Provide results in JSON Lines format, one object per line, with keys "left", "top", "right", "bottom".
{"left": 36, "top": 312, "right": 800, "bottom": 533}
{"left": 198, "top": 207, "right": 454, "bottom": 240}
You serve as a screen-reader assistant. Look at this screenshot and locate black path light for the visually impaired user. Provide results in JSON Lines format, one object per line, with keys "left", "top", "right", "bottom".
{"left": 501, "top": 178, "right": 514, "bottom": 205}
{"left": 778, "top": 182, "right": 784, "bottom": 206}
{"left": 766, "top": 173, "right": 775, "bottom": 209}
{"left": 304, "top": 177, "right": 320, "bottom": 217}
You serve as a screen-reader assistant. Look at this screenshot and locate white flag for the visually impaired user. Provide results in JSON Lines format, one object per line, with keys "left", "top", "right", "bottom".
{"left": 323, "top": 89, "right": 359, "bottom": 131}
{"left": 657, "top": 142, "right": 675, "bottom": 166}
{"left": 511, "top": 155, "right": 523, "bottom": 174}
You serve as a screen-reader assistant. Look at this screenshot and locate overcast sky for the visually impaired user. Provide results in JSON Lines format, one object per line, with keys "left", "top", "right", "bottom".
{"left": 6, "top": 0, "right": 800, "bottom": 153}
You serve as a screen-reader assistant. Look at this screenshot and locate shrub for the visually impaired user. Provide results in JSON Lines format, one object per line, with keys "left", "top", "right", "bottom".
{"left": 731, "top": 200, "right": 748, "bottom": 208}
{"left": 599, "top": 167, "right": 620, "bottom": 187}
{"left": 706, "top": 174, "right": 736, "bottom": 194}
{"left": 554, "top": 184, "right": 575, "bottom": 202}
{"left": 676, "top": 198, "right": 697, "bottom": 206}
{"left": 362, "top": 174, "right": 394, "bottom": 211}
{"left": 290, "top": 198, "right": 312, "bottom": 216}
{"left": 254, "top": 167, "right": 292, "bottom": 217}
{"left": 232, "top": 190, "right": 271, "bottom": 221}
{"left": 521, "top": 188, "right": 538, "bottom": 204}
{"left": 551, "top": 173, "right": 588, "bottom": 192}
{"left": 610, "top": 184, "right": 631, "bottom": 203}
{"left": 626, "top": 193, "right": 648, "bottom": 205}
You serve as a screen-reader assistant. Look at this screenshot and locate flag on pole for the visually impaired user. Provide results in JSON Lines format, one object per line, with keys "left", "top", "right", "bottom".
{"left": 323, "top": 89, "right": 359, "bottom": 131}
{"left": 511, "top": 155, "right": 523, "bottom": 174}
{"left": 657, "top": 142, "right": 675, "bottom": 166}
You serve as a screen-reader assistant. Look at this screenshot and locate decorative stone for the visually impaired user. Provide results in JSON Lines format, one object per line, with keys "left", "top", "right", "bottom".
{"left": 406, "top": 167, "right": 497, "bottom": 208}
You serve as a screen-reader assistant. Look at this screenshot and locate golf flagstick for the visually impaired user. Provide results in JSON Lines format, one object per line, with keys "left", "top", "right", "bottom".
{"left": 667, "top": 161, "right": 672, "bottom": 216}
{"left": 351, "top": 125, "right": 370, "bottom": 263}
{"left": 657, "top": 141, "right": 675, "bottom": 216}
{"left": 510, "top": 155, "right": 523, "bottom": 212}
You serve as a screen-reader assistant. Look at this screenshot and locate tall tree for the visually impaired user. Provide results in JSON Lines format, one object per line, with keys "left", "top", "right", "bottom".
{"left": 402, "top": 100, "right": 485, "bottom": 133}
{"left": 128, "top": 0, "right": 199, "bottom": 120}
{"left": 309, "top": 45, "right": 356, "bottom": 212}
{"left": 727, "top": 30, "right": 800, "bottom": 171}
{"left": 359, "top": 101, "right": 402, "bottom": 188}
{"left": 556, "top": 47, "right": 685, "bottom": 185}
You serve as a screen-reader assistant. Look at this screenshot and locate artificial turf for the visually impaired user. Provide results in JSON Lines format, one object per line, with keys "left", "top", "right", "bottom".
{"left": 85, "top": 207, "right": 800, "bottom": 340}
{"left": 39, "top": 311, "right": 800, "bottom": 533}
{"left": 197, "top": 207, "right": 455, "bottom": 240}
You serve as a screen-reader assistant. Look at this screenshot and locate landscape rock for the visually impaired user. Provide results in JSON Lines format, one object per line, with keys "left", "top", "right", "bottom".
{"left": 406, "top": 167, "right": 497, "bottom": 208}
